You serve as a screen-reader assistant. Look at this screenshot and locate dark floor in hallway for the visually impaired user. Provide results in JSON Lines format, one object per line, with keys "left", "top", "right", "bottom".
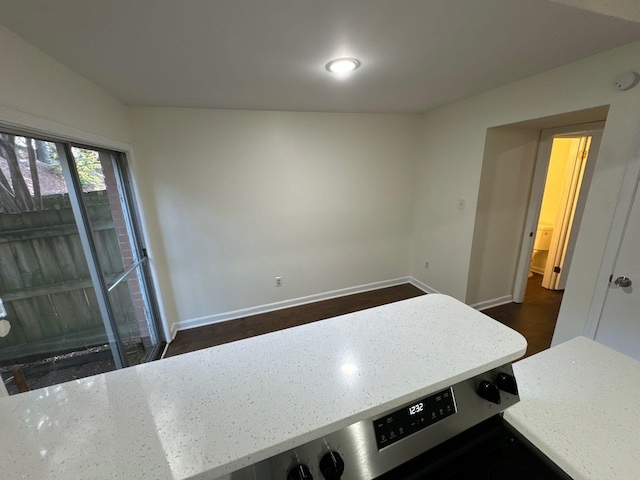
{"left": 482, "top": 273, "right": 564, "bottom": 358}
{"left": 165, "top": 274, "right": 563, "bottom": 360}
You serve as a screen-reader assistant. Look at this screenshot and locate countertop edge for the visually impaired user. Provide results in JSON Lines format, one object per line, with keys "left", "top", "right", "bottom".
{"left": 504, "top": 336, "right": 640, "bottom": 480}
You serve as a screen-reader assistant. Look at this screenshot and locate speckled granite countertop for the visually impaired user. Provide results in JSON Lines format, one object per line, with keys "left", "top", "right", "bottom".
{"left": 505, "top": 336, "right": 639, "bottom": 480}
{"left": 0, "top": 294, "right": 526, "bottom": 479}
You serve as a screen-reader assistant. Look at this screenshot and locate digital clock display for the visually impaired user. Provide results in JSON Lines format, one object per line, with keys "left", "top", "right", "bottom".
{"left": 373, "top": 388, "right": 456, "bottom": 449}
{"left": 408, "top": 402, "right": 424, "bottom": 415}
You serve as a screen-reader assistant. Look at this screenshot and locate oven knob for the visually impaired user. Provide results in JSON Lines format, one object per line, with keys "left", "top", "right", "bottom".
{"left": 477, "top": 380, "right": 501, "bottom": 404}
{"left": 496, "top": 372, "right": 518, "bottom": 395}
{"left": 319, "top": 451, "right": 345, "bottom": 480}
{"left": 287, "top": 464, "right": 313, "bottom": 480}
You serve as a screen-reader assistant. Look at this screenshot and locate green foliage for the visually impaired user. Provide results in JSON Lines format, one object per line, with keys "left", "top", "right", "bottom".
{"left": 44, "top": 143, "right": 61, "bottom": 174}
{"left": 45, "top": 147, "right": 105, "bottom": 191}
{"left": 71, "top": 148, "right": 105, "bottom": 192}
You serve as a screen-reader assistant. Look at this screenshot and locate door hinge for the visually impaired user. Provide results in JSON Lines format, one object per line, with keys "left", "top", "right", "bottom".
{"left": 553, "top": 266, "right": 561, "bottom": 273}
{"left": 142, "top": 248, "right": 148, "bottom": 258}
{"left": 529, "top": 232, "right": 533, "bottom": 237}
{"left": 609, "top": 274, "right": 613, "bottom": 283}
{"left": 579, "top": 150, "right": 588, "bottom": 160}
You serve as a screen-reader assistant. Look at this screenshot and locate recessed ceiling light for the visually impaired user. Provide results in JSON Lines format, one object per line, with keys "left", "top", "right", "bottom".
{"left": 326, "top": 58, "right": 361, "bottom": 74}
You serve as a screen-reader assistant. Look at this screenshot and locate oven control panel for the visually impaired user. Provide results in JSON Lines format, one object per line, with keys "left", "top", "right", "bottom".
{"left": 373, "top": 388, "right": 456, "bottom": 449}
{"left": 223, "top": 364, "right": 519, "bottom": 480}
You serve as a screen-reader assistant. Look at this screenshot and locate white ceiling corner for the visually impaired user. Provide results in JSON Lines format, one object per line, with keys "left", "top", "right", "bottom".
{"left": 549, "top": 0, "right": 640, "bottom": 23}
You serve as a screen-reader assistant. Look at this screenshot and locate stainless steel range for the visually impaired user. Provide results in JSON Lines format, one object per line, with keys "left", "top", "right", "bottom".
{"left": 224, "top": 363, "right": 571, "bottom": 480}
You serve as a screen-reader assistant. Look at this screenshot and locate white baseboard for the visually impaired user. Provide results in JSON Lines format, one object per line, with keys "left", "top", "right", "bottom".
{"left": 470, "top": 295, "right": 513, "bottom": 311}
{"left": 169, "top": 322, "right": 180, "bottom": 341}
{"left": 408, "top": 277, "right": 440, "bottom": 294}
{"left": 175, "top": 277, "right": 432, "bottom": 333}
{"left": 530, "top": 266, "right": 544, "bottom": 275}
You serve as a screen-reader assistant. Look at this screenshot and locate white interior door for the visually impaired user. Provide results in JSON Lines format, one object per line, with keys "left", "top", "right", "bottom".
{"left": 595, "top": 178, "right": 640, "bottom": 360}
{"left": 543, "top": 136, "right": 593, "bottom": 290}
{"left": 555, "top": 134, "right": 601, "bottom": 290}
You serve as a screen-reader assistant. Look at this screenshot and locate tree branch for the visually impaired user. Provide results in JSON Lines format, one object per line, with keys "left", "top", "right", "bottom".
{"left": 27, "top": 138, "right": 43, "bottom": 210}
{"left": 0, "top": 134, "right": 35, "bottom": 212}
{"left": 0, "top": 181, "right": 20, "bottom": 213}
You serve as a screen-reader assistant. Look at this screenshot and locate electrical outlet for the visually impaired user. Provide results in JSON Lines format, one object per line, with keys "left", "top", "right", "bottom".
{"left": 425, "top": 261, "right": 429, "bottom": 269}
{"left": 275, "top": 276, "right": 282, "bottom": 287}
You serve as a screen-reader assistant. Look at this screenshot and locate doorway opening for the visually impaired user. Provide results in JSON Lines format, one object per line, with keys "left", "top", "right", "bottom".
{"left": 514, "top": 123, "right": 603, "bottom": 306}
{"left": 477, "top": 123, "right": 603, "bottom": 358}
{"left": 469, "top": 109, "right": 609, "bottom": 358}
{"left": 528, "top": 135, "right": 592, "bottom": 292}
{"left": 509, "top": 124, "right": 604, "bottom": 356}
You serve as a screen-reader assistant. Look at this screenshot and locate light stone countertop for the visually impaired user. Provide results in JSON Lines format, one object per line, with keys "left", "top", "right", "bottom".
{"left": 505, "top": 336, "right": 640, "bottom": 480}
{"left": 0, "top": 294, "right": 526, "bottom": 480}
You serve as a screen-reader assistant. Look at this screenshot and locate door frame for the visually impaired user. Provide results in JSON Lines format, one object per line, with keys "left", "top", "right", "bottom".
{"left": 513, "top": 122, "right": 605, "bottom": 303}
{"left": 583, "top": 128, "right": 640, "bottom": 338}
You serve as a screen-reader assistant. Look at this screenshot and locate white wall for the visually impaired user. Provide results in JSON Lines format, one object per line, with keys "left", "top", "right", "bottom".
{"left": 466, "top": 127, "right": 539, "bottom": 306}
{"left": 411, "top": 41, "right": 640, "bottom": 345}
{"left": 130, "top": 108, "right": 420, "bottom": 332}
{"left": 0, "top": 25, "right": 131, "bottom": 145}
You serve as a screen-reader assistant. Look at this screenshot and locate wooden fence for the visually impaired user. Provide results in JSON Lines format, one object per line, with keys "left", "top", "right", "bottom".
{"left": 0, "top": 192, "right": 146, "bottom": 365}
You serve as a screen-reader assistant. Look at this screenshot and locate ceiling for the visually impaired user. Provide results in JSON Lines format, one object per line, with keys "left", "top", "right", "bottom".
{"left": 1, "top": 0, "right": 639, "bottom": 113}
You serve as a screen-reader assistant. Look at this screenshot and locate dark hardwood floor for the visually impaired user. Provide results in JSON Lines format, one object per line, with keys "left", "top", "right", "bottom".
{"left": 165, "top": 284, "right": 426, "bottom": 357}
{"left": 482, "top": 273, "right": 564, "bottom": 359}
{"left": 165, "top": 275, "right": 563, "bottom": 360}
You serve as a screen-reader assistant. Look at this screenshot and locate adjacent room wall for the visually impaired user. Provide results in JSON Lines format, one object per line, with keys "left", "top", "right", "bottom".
{"left": 466, "top": 127, "right": 540, "bottom": 307}
{"left": 411, "top": 41, "right": 640, "bottom": 345}
{"left": 531, "top": 138, "right": 575, "bottom": 273}
{"left": 130, "top": 108, "right": 421, "bottom": 331}
{"left": 538, "top": 139, "right": 574, "bottom": 227}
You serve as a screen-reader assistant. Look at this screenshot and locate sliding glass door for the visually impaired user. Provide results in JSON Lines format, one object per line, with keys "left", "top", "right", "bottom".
{"left": 0, "top": 130, "right": 162, "bottom": 395}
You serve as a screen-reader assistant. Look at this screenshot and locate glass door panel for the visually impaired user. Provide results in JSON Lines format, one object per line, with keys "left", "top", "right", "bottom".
{"left": 108, "top": 267, "right": 158, "bottom": 366}
{"left": 0, "top": 133, "right": 116, "bottom": 394}
{"left": 0, "top": 131, "right": 163, "bottom": 396}
{"left": 68, "top": 146, "right": 161, "bottom": 366}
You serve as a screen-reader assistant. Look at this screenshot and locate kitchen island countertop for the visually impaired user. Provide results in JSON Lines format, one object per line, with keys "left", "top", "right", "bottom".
{"left": 0, "top": 294, "right": 526, "bottom": 479}
{"left": 505, "top": 336, "right": 639, "bottom": 480}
